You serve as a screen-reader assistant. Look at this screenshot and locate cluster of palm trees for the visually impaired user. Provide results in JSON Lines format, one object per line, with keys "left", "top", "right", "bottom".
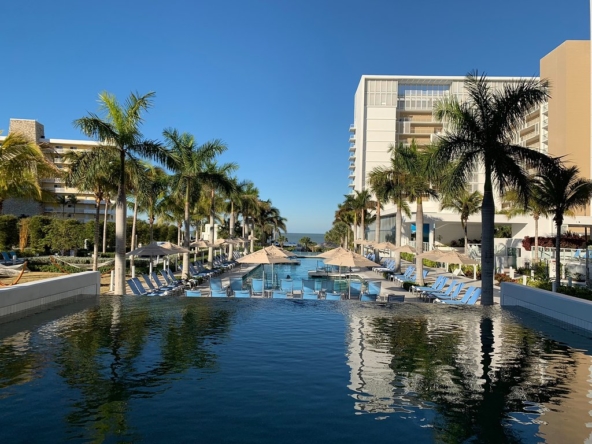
{"left": 330, "top": 72, "right": 592, "bottom": 305}
{"left": 1, "top": 91, "right": 287, "bottom": 295}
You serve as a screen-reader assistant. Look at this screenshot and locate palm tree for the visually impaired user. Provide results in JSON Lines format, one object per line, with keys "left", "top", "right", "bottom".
{"left": 432, "top": 71, "right": 552, "bottom": 305}
{"left": 237, "top": 182, "right": 260, "bottom": 252}
{"left": 334, "top": 202, "right": 355, "bottom": 249}
{"left": 56, "top": 195, "right": 68, "bottom": 218}
{"left": 74, "top": 91, "right": 169, "bottom": 295}
{"left": 67, "top": 194, "right": 79, "bottom": 218}
{"left": 347, "top": 190, "right": 376, "bottom": 251}
{"left": 500, "top": 182, "right": 548, "bottom": 263}
{"left": 440, "top": 188, "right": 483, "bottom": 253}
{"left": 165, "top": 129, "right": 230, "bottom": 278}
{"left": 63, "top": 149, "right": 119, "bottom": 270}
{"left": 368, "top": 147, "right": 411, "bottom": 271}
{"left": 396, "top": 141, "right": 438, "bottom": 286}
{"left": 533, "top": 163, "right": 592, "bottom": 289}
{"left": 0, "top": 131, "right": 58, "bottom": 214}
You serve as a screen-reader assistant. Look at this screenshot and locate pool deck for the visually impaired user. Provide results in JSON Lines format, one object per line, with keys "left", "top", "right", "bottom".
{"left": 185, "top": 260, "right": 501, "bottom": 304}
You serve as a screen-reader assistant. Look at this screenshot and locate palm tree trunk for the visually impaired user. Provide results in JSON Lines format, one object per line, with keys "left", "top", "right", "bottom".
{"left": 463, "top": 220, "right": 468, "bottom": 254}
{"left": 395, "top": 204, "right": 402, "bottom": 273}
{"left": 360, "top": 211, "right": 365, "bottom": 254}
{"left": 481, "top": 170, "right": 495, "bottom": 306}
{"left": 208, "top": 190, "right": 215, "bottom": 265}
{"left": 93, "top": 197, "right": 101, "bottom": 271}
{"left": 416, "top": 197, "right": 425, "bottom": 286}
{"left": 102, "top": 198, "right": 109, "bottom": 254}
{"left": 533, "top": 214, "right": 539, "bottom": 263}
{"left": 374, "top": 202, "right": 381, "bottom": 263}
{"left": 555, "top": 219, "right": 562, "bottom": 290}
{"left": 182, "top": 186, "right": 191, "bottom": 279}
{"left": 130, "top": 198, "right": 138, "bottom": 271}
{"left": 229, "top": 202, "right": 235, "bottom": 258}
{"left": 114, "top": 152, "right": 127, "bottom": 296}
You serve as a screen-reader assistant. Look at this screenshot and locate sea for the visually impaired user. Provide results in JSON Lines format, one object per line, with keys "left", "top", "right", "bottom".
{"left": 284, "top": 233, "right": 326, "bottom": 245}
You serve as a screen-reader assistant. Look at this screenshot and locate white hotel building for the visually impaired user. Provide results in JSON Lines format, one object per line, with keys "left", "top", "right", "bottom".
{"left": 348, "top": 65, "right": 592, "bottom": 266}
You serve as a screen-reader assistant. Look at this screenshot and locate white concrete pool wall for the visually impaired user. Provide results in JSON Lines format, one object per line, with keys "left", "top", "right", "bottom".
{"left": 501, "top": 282, "right": 592, "bottom": 332}
{"left": 0, "top": 271, "right": 100, "bottom": 321}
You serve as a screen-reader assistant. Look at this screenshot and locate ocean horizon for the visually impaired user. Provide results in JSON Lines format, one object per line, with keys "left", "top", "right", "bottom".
{"left": 284, "top": 233, "right": 325, "bottom": 245}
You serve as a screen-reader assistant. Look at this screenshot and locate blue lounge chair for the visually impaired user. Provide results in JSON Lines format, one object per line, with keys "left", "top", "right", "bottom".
{"left": 361, "top": 294, "right": 377, "bottom": 302}
{"left": 233, "top": 290, "right": 251, "bottom": 298}
{"left": 210, "top": 278, "right": 225, "bottom": 291}
{"left": 229, "top": 278, "right": 243, "bottom": 295}
{"left": 151, "top": 272, "right": 177, "bottom": 293}
{"left": 251, "top": 278, "right": 264, "bottom": 297}
{"left": 280, "top": 279, "right": 293, "bottom": 294}
{"left": 427, "top": 282, "right": 465, "bottom": 302}
{"left": 325, "top": 292, "right": 342, "bottom": 301}
{"left": 272, "top": 290, "right": 288, "bottom": 299}
{"left": 292, "top": 279, "right": 303, "bottom": 295}
{"left": 390, "top": 266, "right": 415, "bottom": 282}
{"left": 441, "top": 288, "right": 481, "bottom": 305}
{"left": 348, "top": 281, "right": 362, "bottom": 299}
{"left": 131, "top": 277, "right": 167, "bottom": 296}
{"left": 185, "top": 289, "right": 203, "bottom": 297}
{"left": 210, "top": 289, "right": 228, "bottom": 297}
{"left": 302, "top": 291, "right": 318, "bottom": 300}
{"left": 411, "top": 276, "right": 446, "bottom": 294}
{"left": 303, "top": 279, "right": 316, "bottom": 295}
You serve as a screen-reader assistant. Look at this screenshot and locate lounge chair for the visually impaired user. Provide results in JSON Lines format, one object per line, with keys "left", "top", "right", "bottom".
{"left": 251, "top": 278, "right": 264, "bottom": 297}
{"left": 364, "top": 281, "right": 381, "bottom": 300}
{"left": 426, "top": 282, "right": 465, "bottom": 302}
{"left": 292, "top": 279, "right": 303, "bottom": 295}
{"left": 440, "top": 288, "right": 481, "bottom": 305}
{"left": 389, "top": 266, "right": 415, "bottom": 282}
{"left": 151, "top": 272, "right": 178, "bottom": 294}
{"left": 348, "top": 281, "right": 362, "bottom": 299}
{"left": 272, "top": 290, "right": 288, "bottom": 299}
{"left": 233, "top": 290, "right": 251, "bottom": 298}
{"left": 325, "top": 292, "right": 342, "bottom": 301}
{"left": 210, "top": 289, "right": 228, "bottom": 298}
{"left": 279, "top": 279, "right": 293, "bottom": 295}
{"left": 229, "top": 278, "right": 244, "bottom": 295}
{"left": 302, "top": 291, "right": 318, "bottom": 300}
{"left": 420, "top": 279, "right": 456, "bottom": 301}
{"left": 185, "top": 289, "right": 203, "bottom": 297}
{"left": 411, "top": 276, "right": 447, "bottom": 294}
{"left": 131, "top": 277, "right": 167, "bottom": 296}
{"left": 374, "top": 259, "right": 396, "bottom": 274}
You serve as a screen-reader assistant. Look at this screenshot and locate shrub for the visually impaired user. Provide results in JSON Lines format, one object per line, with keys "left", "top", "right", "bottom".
{"left": 402, "top": 281, "right": 415, "bottom": 291}
{"left": 0, "top": 215, "right": 19, "bottom": 250}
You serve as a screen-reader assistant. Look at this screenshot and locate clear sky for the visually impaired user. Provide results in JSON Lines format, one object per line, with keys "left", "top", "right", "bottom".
{"left": 2, "top": 0, "right": 590, "bottom": 233}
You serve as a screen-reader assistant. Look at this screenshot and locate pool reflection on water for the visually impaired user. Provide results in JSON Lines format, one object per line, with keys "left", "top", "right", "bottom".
{"left": 0, "top": 296, "right": 591, "bottom": 443}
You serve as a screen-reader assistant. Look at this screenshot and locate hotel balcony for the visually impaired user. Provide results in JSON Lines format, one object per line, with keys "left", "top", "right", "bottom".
{"left": 349, "top": 134, "right": 355, "bottom": 143}
{"left": 349, "top": 154, "right": 356, "bottom": 161}
{"left": 349, "top": 144, "right": 356, "bottom": 152}
{"left": 348, "top": 182, "right": 355, "bottom": 188}
{"left": 521, "top": 129, "right": 540, "bottom": 144}
{"left": 348, "top": 173, "right": 355, "bottom": 179}
{"left": 349, "top": 124, "right": 356, "bottom": 133}
{"left": 349, "top": 163, "right": 355, "bottom": 170}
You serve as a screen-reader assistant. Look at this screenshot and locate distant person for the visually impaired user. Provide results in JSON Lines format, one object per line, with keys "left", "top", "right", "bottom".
{"left": 286, "top": 275, "right": 291, "bottom": 280}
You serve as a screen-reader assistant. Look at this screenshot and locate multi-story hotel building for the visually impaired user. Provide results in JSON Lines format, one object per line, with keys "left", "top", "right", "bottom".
{"left": 349, "top": 40, "right": 592, "bottom": 252}
{"left": 0, "top": 118, "right": 113, "bottom": 223}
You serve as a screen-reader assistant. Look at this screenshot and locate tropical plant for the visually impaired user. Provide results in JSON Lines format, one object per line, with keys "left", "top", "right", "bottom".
{"left": 63, "top": 149, "right": 119, "bottom": 270}
{"left": 56, "top": 195, "right": 68, "bottom": 218}
{"left": 0, "top": 131, "right": 59, "bottom": 214}
{"left": 299, "top": 236, "right": 314, "bottom": 251}
{"left": 165, "top": 128, "right": 230, "bottom": 277}
{"left": 74, "top": 91, "right": 169, "bottom": 294}
{"left": 432, "top": 71, "right": 553, "bottom": 305}
{"left": 67, "top": 194, "right": 79, "bottom": 217}
{"left": 533, "top": 163, "right": 592, "bottom": 289}
{"left": 440, "top": 188, "right": 483, "bottom": 251}
{"left": 396, "top": 141, "right": 439, "bottom": 286}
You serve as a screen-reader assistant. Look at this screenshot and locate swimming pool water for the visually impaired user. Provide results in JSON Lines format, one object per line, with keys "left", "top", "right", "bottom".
{"left": 1, "top": 297, "right": 591, "bottom": 443}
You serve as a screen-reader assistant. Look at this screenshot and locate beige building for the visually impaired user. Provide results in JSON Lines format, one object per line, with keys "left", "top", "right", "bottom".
{"left": 541, "top": 40, "right": 591, "bottom": 216}
{"left": 0, "top": 119, "right": 112, "bottom": 223}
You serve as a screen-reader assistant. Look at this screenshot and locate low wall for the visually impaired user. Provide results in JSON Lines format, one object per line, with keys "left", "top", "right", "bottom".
{"left": 0, "top": 271, "right": 101, "bottom": 322}
{"left": 500, "top": 282, "right": 592, "bottom": 331}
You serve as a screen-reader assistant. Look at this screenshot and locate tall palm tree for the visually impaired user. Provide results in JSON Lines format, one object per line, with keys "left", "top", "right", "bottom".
{"left": 74, "top": 91, "right": 169, "bottom": 295}
{"left": 67, "top": 194, "right": 79, "bottom": 218}
{"left": 432, "top": 71, "right": 552, "bottom": 305}
{"left": 237, "top": 182, "right": 260, "bottom": 252}
{"left": 64, "top": 149, "right": 119, "bottom": 270}
{"left": 137, "top": 164, "right": 168, "bottom": 244}
{"left": 440, "top": 188, "right": 483, "bottom": 253}
{"left": 397, "top": 141, "right": 438, "bottom": 286}
{"left": 500, "top": 182, "right": 548, "bottom": 263}
{"left": 533, "top": 163, "right": 592, "bottom": 289}
{"left": 0, "top": 131, "right": 58, "bottom": 214}
{"left": 165, "top": 129, "right": 230, "bottom": 277}
{"left": 368, "top": 146, "right": 411, "bottom": 271}
{"left": 334, "top": 201, "right": 355, "bottom": 249}
{"left": 224, "top": 178, "right": 253, "bottom": 257}
{"left": 347, "top": 190, "right": 375, "bottom": 251}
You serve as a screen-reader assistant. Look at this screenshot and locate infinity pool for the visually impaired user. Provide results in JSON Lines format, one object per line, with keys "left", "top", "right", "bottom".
{"left": 1, "top": 297, "right": 591, "bottom": 443}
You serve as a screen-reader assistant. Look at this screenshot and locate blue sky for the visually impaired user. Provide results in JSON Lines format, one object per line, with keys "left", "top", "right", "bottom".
{"left": 2, "top": 0, "right": 590, "bottom": 233}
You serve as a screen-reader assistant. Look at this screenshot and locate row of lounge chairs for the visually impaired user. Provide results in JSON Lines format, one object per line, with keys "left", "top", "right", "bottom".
{"left": 1, "top": 251, "right": 24, "bottom": 265}
{"left": 127, "top": 269, "right": 185, "bottom": 296}
{"left": 411, "top": 275, "right": 481, "bottom": 305}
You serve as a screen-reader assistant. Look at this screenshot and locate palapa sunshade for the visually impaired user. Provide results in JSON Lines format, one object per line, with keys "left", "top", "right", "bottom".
{"left": 354, "top": 239, "right": 375, "bottom": 245}
{"left": 263, "top": 245, "right": 296, "bottom": 258}
{"left": 416, "top": 249, "right": 448, "bottom": 261}
{"left": 390, "top": 244, "right": 416, "bottom": 254}
{"left": 436, "top": 251, "right": 479, "bottom": 265}
{"left": 323, "top": 250, "right": 378, "bottom": 268}
{"left": 374, "top": 241, "right": 399, "bottom": 251}
{"left": 316, "top": 246, "right": 350, "bottom": 259}
{"left": 237, "top": 249, "right": 295, "bottom": 289}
